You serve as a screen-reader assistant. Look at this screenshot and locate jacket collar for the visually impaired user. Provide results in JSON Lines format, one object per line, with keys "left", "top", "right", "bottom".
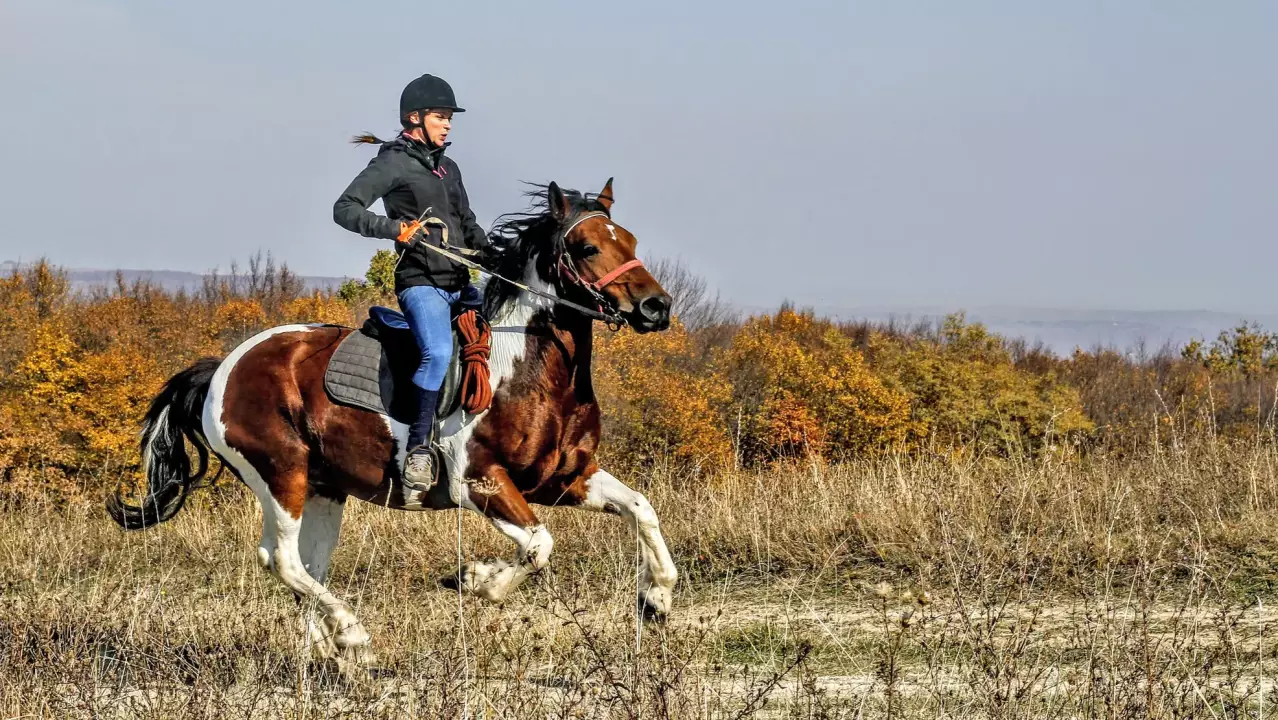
{"left": 397, "top": 132, "right": 449, "bottom": 171}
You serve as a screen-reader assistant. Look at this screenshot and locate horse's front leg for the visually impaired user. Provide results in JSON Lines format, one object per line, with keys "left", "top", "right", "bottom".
{"left": 564, "top": 468, "right": 678, "bottom": 619}
{"left": 454, "top": 463, "right": 553, "bottom": 603}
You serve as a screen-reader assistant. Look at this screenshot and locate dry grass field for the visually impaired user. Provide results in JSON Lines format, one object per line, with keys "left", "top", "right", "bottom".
{"left": 4, "top": 444, "right": 1278, "bottom": 718}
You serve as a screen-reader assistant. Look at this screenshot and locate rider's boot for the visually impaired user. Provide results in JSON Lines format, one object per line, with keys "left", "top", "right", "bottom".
{"left": 403, "top": 386, "right": 440, "bottom": 492}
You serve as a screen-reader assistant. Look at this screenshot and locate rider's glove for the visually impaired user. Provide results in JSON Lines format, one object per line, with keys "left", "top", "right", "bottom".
{"left": 397, "top": 220, "right": 423, "bottom": 245}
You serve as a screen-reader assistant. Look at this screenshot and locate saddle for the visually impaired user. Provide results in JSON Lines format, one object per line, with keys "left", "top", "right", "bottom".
{"left": 323, "top": 306, "right": 492, "bottom": 425}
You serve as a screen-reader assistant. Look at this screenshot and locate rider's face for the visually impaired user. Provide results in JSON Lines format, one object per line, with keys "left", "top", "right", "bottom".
{"left": 422, "top": 109, "right": 452, "bottom": 146}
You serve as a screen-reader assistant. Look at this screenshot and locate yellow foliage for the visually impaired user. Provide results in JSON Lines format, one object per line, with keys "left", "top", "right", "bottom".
{"left": 0, "top": 320, "right": 81, "bottom": 479}
{"left": 15, "top": 319, "right": 81, "bottom": 412}
{"left": 720, "top": 309, "right": 915, "bottom": 461}
{"left": 2, "top": 318, "right": 162, "bottom": 472}
{"left": 284, "top": 292, "right": 353, "bottom": 326}
{"left": 871, "top": 314, "right": 1093, "bottom": 450}
{"left": 213, "top": 299, "right": 267, "bottom": 343}
{"left": 0, "top": 273, "right": 34, "bottom": 372}
{"left": 70, "top": 345, "right": 163, "bottom": 462}
{"left": 593, "top": 321, "right": 733, "bottom": 471}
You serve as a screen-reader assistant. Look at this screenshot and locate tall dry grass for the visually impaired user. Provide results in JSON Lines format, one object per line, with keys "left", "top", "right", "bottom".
{"left": 3, "top": 442, "right": 1277, "bottom": 718}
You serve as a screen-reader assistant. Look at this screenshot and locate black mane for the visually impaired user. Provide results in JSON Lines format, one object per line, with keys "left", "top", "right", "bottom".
{"left": 483, "top": 184, "right": 608, "bottom": 319}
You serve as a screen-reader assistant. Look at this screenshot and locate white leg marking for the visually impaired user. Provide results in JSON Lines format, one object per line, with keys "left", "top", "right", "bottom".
{"left": 294, "top": 495, "right": 349, "bottom": 660}
{"left": 270, "top": 500, "right": 370, "bottom": 649}
{"left": 257, "top": 504, "right": 279, "bottom": 570}
{"left": 461, "top": 521, "right": 554, "bottom": 603}
{"left": 583, "top": 469, "right": 677, "bottom": 615}
{"left": 298, "top": 495, "right": 345, "bottom": 584}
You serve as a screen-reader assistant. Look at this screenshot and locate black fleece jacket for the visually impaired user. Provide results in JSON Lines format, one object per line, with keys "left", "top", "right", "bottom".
{"left": 333, "top": 136, "right": 488, "bottom": 292}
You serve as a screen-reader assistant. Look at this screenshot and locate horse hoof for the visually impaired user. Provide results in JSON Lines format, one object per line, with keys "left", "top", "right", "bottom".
{"left": 459, "top": 560, "right": 514, "bottom": 603}
{"left": 638, "top": 586, "right": 673, "bottom": 622}
{"left": 334, "top": 656, "right": 373, "bottom": 684}
{"left": 335, "top": 623, "right": 371, "bottom": 650}
{"left": 329, "top": 643, "right": 378, "bottom": 682}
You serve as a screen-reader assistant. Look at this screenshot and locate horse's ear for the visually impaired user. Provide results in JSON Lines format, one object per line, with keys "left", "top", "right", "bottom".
{"left": 596, "top": 177, "right": 615, "bottom": 212}
{"left": 547, "top": 182, "right": 570, "bottom": 223}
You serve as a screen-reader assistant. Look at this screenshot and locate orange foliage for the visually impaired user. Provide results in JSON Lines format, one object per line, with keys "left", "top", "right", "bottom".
{"left": 720, "top": 309, "right": 915, "bottom": 462}
{"left": 594, "top": 321, "right": 733, "bottom": 472}
{"left": 213, "top": 299, "right": 267, "bottom": 344}
{"left": 284, "top": 292, "right": 354, "bottom": 326}
{"left": 3, "top": 254, "right": 1278, "bottom": 497}
{"left": 0, "top": 260, "right": 338, "bottom": 496}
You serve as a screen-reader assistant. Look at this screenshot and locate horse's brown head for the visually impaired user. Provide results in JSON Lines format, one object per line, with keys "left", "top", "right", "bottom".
{"left": 486, "top": 179, "right": 671, "bottom": 333}
{"left": 547, "top": 179, "right": 671, "bottom": 333}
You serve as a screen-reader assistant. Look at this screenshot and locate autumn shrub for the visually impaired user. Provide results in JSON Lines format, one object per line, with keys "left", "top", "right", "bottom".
{"left": 593, "top": 321, "right": 733, "bottom": 474}
{"left": 867, "top": 313, "right": 1094, "bottom": 453}
{"left": 715, "top": 308, "right": 915, "bottom": 463}
{"left": 0, "top": 270, "right": 38, "bottom": 376}
{"left": 7, "top": 254, "right": 1278, "bottom": 497}
{"left": 0, "top": 259, "right": 337, "bottom": 498}
{"left": 283, "top": 292, "right": 354, "bottom": 326}
{"left": 1060, "top": 324, "right": 1278, "bottom": 451}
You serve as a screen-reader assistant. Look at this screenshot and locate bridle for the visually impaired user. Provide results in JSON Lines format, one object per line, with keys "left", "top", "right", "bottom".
{"left": 553, "top": 210, "right": 646, "bottom": 328}
{"left": 405, "top": 209, "right": 645, "bottom": 329}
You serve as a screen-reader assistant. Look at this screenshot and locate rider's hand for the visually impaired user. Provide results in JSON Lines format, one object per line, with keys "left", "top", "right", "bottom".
{"left": 397, "top": 220, "right": 423, "bottom": 245}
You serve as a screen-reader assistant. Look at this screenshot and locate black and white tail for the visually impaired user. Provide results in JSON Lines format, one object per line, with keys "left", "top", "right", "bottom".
{"left": 107, "top": 357, "right": 222, "bottom": 530}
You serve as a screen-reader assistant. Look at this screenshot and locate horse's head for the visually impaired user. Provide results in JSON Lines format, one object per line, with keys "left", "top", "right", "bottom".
{"left": 546, "top": 179, "right": 671, "bottom": 333}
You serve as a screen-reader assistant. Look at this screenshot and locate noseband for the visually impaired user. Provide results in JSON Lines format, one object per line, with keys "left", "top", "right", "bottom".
{"left": 554, "top": 211, "right": 646, "bottom": 323}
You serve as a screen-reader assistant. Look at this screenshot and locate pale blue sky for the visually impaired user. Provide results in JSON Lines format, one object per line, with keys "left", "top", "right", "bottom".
{"left": 2, "top": 1, "right": 1274, "bottom": 312}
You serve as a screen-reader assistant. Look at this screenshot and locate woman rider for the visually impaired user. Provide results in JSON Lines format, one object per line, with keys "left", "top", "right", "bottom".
{"left": 333, "top": 74, "right": 488, "bottom": 491}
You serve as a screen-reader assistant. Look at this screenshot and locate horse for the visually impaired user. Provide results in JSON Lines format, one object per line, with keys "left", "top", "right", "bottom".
{"left": 107, "top": 179, "right": 677, "bottom": 665}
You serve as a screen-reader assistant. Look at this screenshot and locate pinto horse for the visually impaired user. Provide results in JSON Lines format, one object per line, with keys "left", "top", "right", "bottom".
{"left": 108, "top": 180, "right": 676, "bottom": 663}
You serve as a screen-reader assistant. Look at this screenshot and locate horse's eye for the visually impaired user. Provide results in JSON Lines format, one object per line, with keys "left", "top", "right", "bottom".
{"left": 577, "top": 245, "right": 601, "bottom": 258}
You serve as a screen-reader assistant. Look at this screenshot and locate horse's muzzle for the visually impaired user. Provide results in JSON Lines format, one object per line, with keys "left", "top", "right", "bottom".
{"left": 632, "top": 293, "right": 672, "bottom": 332}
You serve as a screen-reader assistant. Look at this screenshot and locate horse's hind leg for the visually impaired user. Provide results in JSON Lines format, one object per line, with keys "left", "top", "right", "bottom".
{"left": 456, "top": 464, "right": 553, "bottom": 603}
{"left": 232, "top": 457, "right": 371, "bottom": 657}
{"left": 264, "top": 480, "right": 370, "bottom": 654}
{"left": 296, "top": 493, "right": 349, "bottom": 661}
{"left": 561, "top": 468, "right": 677, "bottom": 619}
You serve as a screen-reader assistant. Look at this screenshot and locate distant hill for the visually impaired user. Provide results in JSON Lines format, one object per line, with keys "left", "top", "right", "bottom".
{"left": 1, "top": 262, "right": 350, "bottom": 294}
{"left": 808, "top": 305, "right": 1278, "bottom": 356}
{"left": 63, "top": 268, "right": 350, "bottom": 294}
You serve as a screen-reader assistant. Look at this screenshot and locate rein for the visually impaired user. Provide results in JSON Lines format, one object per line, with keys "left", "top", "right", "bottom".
{"left": 404, "top": 210, "right": 644, "bottom": 329}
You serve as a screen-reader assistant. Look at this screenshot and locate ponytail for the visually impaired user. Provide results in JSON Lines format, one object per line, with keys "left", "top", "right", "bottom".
{"left": 350, "top": 132, "right": 389, "bottom": 146}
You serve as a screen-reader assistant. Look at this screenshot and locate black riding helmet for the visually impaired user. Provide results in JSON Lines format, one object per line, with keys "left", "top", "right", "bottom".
{"left": 400, "top": 74, "right": 465, "bottom": 121}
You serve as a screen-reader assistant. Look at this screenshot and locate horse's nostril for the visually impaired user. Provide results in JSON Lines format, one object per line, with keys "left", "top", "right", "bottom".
{"left": 639, "top": 294, "right": 671, "bottom": 322}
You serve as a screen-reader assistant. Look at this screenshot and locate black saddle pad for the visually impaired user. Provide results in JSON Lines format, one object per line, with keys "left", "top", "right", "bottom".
{"left": 323, "top": 307, "right": 461, "bottom": 424}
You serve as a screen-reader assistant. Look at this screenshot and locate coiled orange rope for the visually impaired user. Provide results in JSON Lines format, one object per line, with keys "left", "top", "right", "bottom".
{"left": 455, "top": 309, "right": 492, "bottom": 413}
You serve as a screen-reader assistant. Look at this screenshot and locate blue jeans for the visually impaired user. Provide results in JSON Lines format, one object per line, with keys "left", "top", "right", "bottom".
{"left": 396, "top": 284, "right": 481, "bottom": 392}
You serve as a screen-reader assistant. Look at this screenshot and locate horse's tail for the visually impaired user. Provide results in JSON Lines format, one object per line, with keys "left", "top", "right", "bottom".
{"left": 107, "top": 357, "right": 222, "bottom": 530}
